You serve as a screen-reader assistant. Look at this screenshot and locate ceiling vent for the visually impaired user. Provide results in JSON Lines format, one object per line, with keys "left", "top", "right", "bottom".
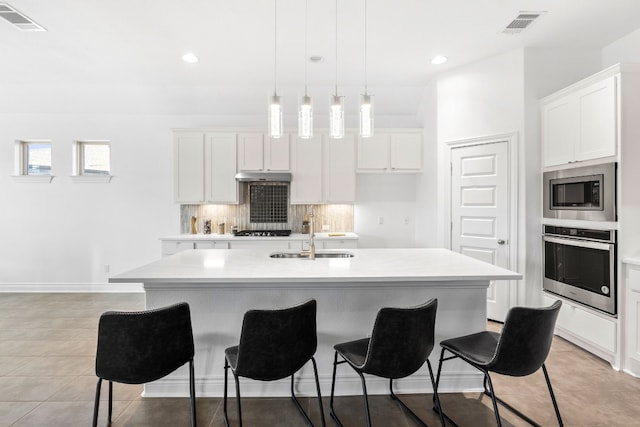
{"left": 502, "top": 12, "right": 545, "bottom": 35}
{"left": 0, "top": 3, "right": 46, "bottom": 31}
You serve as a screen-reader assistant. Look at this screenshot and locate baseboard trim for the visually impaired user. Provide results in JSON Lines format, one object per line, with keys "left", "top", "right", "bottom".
{"left": 142, "top": 371, "right": 484, "bottom": 398}
{"left": 0, "top": 283, "right": 144, "bottom": 293}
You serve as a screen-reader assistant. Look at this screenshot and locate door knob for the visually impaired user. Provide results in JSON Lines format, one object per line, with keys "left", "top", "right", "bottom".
{"left": 497, "top": 239, "right": 506, "bottom": 245}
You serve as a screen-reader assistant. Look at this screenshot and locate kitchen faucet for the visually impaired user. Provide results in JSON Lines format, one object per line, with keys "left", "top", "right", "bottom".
{"left": 302, "top": 210, "right": 316, "bottom": 260}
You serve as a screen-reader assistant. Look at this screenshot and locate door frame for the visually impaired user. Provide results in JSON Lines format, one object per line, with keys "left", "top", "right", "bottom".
{"left": 444, "top": 132, "right": 520, "bottom": 310}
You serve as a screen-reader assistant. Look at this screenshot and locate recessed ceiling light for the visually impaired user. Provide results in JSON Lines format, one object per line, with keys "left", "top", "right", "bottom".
{"left": 431, "top": 55, "right": 447, "bottom": 65}
{"left": 182, "top": 53, "right": 199, "bottom": 63}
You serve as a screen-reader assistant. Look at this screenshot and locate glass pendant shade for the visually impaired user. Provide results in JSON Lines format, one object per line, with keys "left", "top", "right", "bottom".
{"left": 298, "top": 95, "right": 313, "bottom": 139}
{"left": 269, "top": 95, "right": 283, "bottom": 139}
{"left": 360, "top": 94, "right": 374, "bottom": 138}
{"left": 329, "top": 95, "right": 345, "bottom": 139}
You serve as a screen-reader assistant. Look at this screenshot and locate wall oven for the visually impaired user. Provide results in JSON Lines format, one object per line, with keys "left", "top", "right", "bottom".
{"left": 543, "top": 225, "right": 616, "bottom": 315}
{"left": 543, "top": 162, "right": 616, "bottom": 222}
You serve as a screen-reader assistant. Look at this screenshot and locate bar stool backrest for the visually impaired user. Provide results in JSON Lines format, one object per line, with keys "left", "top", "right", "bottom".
{"left": 95, "top": 302, "right": 195, "bottom": 384}
{"left": 488, "top": 300, "right": 561, "bottom": 377}
{"left": 362, "top": 298, "right": 438, "bottom": 379}
{"left": 235, "top": 299, "right": 317, "bottom": 381}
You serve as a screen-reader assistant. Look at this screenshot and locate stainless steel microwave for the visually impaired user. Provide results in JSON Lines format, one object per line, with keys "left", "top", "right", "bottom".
{"left": 543, "top": 162, "right": 616, "bottom": 222}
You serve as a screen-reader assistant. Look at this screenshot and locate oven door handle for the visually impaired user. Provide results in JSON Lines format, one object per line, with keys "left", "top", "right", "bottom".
{"left": 543, "top": 235, "right": 613, "bottom": 251}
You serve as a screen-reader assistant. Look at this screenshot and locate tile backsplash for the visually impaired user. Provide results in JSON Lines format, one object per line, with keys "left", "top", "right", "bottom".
{"left": 180, "top": 203, "right": 354, "bottom": 234}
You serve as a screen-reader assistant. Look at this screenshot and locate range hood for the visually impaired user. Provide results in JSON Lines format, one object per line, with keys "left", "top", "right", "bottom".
{"left": 235, "top": 172, "right": 291, "bottom": 182}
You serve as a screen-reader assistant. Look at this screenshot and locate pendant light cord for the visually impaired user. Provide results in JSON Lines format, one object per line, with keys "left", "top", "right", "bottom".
{"left": 304, "top": 0, "right": 308, "bottom": 97}
{"left": 274, "top": 0, "right": 277, "bottom": 96}
{"left": 335, "top": 0, "right": 338, "bottom": 95}
{"left": 364, "top": 0, "right": 368, "bottom": 95}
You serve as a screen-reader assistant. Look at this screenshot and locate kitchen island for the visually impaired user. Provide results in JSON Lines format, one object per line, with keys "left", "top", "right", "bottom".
{"left": 109, "top": 248, "right": 521, "bottom": 397}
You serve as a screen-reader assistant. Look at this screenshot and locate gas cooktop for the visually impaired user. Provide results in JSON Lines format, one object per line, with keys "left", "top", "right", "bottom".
{"left": 233, "top": 229, "right": 292, "bottom": 237}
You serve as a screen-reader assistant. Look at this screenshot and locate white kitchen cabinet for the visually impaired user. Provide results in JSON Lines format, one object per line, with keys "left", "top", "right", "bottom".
{"left": 323, "top": 135, "right": 356, "bottom": 203}
{"left": 195, "top": 241, "right": 229, "bottom": 250}
{"left": 357, "top": 131, "right": 422, "bottom": 172}
{"left": 237, "top": 133, "right": 290, "bottom": 172}
{"left": 542, "top": 293, "right": 617, "bottom": 364}
{"left": 291, "top": 134, "right": 323, "bottom": 204}
{"left": 173, "top": 131, "right": 239, "bottom": 204}
{"left": 320, "top": 239, "right": 358, "bottom": 250}
{"left": 162, "top": 240, "right": 196, "bottom": 257}
{"left": 162, "top": 239, "right": 229, "bottom": 257}
{"left": 205, "top": 133, "right": 238, "bottom": 204}
{"left": 229, "top": 240, "right": 292, "bottom": 251}
{"left": 541, "top": 74, "right": 617, "bottom": 167}
{"left": 625, "top": 264, "right": 640, "bottom": 375}
{"left": 173, "top": 132, "right": 205, "bottom": 203}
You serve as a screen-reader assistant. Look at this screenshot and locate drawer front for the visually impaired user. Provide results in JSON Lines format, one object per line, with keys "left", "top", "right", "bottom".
{"left": 161, "top": 240, "right": 194, "bottom": 257}
{"left": 543, "top": 294, "right": 616, "bottom": 352}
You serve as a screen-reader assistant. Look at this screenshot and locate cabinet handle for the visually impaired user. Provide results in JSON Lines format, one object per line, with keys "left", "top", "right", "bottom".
{"left": 497, "top": 239, "right": 506, "bottom": 245}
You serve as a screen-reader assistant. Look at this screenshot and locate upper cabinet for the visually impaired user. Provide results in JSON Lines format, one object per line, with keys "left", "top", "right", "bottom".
{"left": 237, "top": 133, "right": 290, "bottom": 172}
{"left": 173, "top": 131, "right": 239, "bottom": 204}
{"left": 290, "top": 134, "right": 356, "bottom": 204}
{"left": 205, "top": 133, "right": 238, "bottom": 204}
{"left": 290, "top": 135, "right": 323, "bottom": 204}
{"left": 324, "top": 135, "right": 356, "bottom": 203}
{"left": 174, "top": 132, "right": 205, "bottom": 203}
{"left": 357, "top": 131, "right": 422, "bottom": 172}
{"left": 542, "top": 74, "right": 617, "bottom": 168}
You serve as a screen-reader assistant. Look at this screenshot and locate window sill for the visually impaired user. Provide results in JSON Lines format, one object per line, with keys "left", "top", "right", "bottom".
{"left": 11, "top": 175, "right": 54, "bottom": 183}
{"left": 70, "top": 175, "right": 113, "bottom": 183}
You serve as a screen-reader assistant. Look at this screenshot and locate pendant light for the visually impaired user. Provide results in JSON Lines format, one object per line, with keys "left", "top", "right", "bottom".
{"left": 329, "top": 0, "right": 344, "bottom": 139}
{"left": 268, "top": 0, "right": 283, "bottom": 139}
{"left": 360, "top": 0, "right": 374, "bottom": 138}
{"left": 298, "top": 0, "right": 313, "bottom": 139}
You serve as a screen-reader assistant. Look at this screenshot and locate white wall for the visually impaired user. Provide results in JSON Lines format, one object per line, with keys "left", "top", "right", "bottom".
{"left": 354, "top": 174, "right": 418, "bottom": 248}
{"left": 415, "top": 81, "right": 439, "bottom": 247}
{"left": 602, "top": 28, "right": 640, "bottom": 67}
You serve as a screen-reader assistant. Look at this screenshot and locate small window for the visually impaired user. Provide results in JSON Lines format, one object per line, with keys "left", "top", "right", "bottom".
{"left": 74, "top": 141, "right": 111, "bottom": 176}
{"left": 15, "top": 140, "right": 52, "bottom": 176}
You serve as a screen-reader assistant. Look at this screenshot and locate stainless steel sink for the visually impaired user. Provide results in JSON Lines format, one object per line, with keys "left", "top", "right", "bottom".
{"left": 269, "top": 251, "right": 354, "bottom": 259}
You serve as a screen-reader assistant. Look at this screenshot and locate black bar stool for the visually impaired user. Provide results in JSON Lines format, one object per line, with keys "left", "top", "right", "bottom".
{"left": 223, "top": 299, "right": 326, "bottom": 427}
{"left": 435, "top": 300, "right": 563, "bottom": 427}
{"left": 93, "top": 302, "right": 197, "bottom": 427}
{"left": 329, "top": 298, "right": 444, "bottom": 427}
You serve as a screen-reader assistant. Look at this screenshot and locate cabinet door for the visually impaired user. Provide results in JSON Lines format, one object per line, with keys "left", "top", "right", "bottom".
{"left": 291, "top": 135, "right": 323, "bottom": 204}
{"left": 577, "top": 75, "right": 617, "bottom": 162}
{"left": 324, "top": 135, "right": 355, "bottom": 203}
{"left": 265, "top": 134, "right": 290, "bottom": 171}
{"left": 626, "top": 266, "right": 640, "bottom": 370}
{"left": 390, "top": 133, "right": 422, "bottom": 171}
{"left": 237, "top": 133, "right": 264, "bottom": 171}
{"left": 542, "top": 98, "right": 577, "bottom": 167}
{"left": 206, "top": 133, "right": 238, "bottom": 204}
{"left": 322, "top": 239, "right": 358, "bottom": 249}
{"left": 162, "top": 240, "right": 194, "bottom": 257}
{"left": 174, "top": 132, "right": 204, "bottom": 203}
{"left": 195, "top": 241, "right": 229, "bottom": 249}
{"left": 229, "top": 240, "right": 290, "bottom": 251}
{"left": 357, "top": 135, "right": 388, "bottom": 171}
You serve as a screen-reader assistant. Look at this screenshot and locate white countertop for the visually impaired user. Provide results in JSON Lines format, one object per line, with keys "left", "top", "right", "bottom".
{"left": 110, "top": 247, "right": 522, "bottom": 284}
{"left": 159, "top": 232, "right": 359, "bottom": 241}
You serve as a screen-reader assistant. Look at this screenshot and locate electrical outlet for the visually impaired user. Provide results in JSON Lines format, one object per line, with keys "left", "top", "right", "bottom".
{"left": 322, "top": 224, "right": 330, "bottom": 232}
{"left": 378, "top": 216, "right": 384, "bottom": 225}
{"left": 404, "top": 217, "right": 409, "bottom": 225}
{"left": 104, "top": 265, "right": 110, "bottom": 273}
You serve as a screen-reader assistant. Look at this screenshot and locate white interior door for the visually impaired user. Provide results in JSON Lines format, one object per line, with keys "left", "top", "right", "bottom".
{"left": 451, "top": 141, "right": 511, "bottom": 321}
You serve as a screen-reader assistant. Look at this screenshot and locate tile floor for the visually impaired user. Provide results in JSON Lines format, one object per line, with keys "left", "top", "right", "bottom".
{"left": 1, "top": 293, "right": 640, "bottom": 426}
